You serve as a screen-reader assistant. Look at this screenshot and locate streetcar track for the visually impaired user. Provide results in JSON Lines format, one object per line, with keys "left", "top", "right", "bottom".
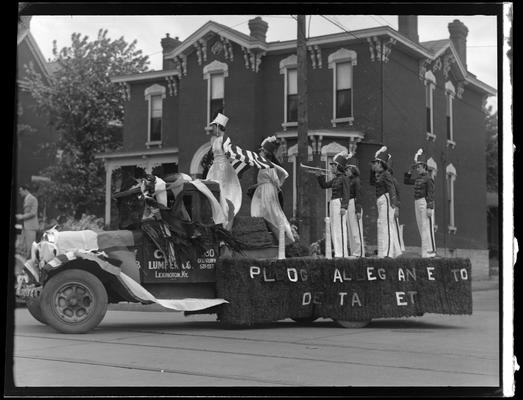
{"left": 14, "top": 335, "right": 496, "bottom": 377}
{"left": 16, "top": 328, "right": 495, "bottom": 362}
{"left": 14, "top": 355, "right": 298, "bottom": 386}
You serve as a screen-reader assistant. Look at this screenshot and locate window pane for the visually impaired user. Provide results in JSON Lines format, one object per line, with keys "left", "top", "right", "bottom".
{"left": 151, "top": 96, "right": 162, "bottom": 118}
{"left": 336, "top": 62, "right": 352, "bottom": 90}
{"left": 287, "top": 94, "right": 298, "bottom": 122}
{"left": 425, "top": 86, "right": 430, "bottom": 106}
{"left": 336, "top": 89, "right": 351, "bottom": 118}
{"left": 210, "top": 98, "right": 224, "bottom": 121}
{"left": 150, "top": 118, "right": 161, "bottom": 142}
{"left": 211, "top": 74, "right": 224, "bottom": 99}
{"left": 446, "top": 116, "right": 451, "bottom": 140}
{"left": 287, "top": 69, "right": 297, "bottom": 95}
{"left": 446, "top": 95, "right": 451, "bottom": 115}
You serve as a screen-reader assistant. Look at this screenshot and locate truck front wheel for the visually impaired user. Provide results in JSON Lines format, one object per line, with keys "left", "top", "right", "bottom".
{"left": 40, "top": 269, "right": 108, "bottom": 334}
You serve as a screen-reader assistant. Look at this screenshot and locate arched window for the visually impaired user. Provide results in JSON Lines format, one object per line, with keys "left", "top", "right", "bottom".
{"left": 279, "top": 54, "right": 298, "bottom": 130}
{"left": 445, "top": 81, "right": 456, "bottom": 148}
{"left": 424, "top": 70, "right": 436, "bottom": 141}
{"left": 328, "top": 49, "right": 357, "bottom": 127}
{"left": 203, "top": 60, "right": 229, "bottom": 130}
{"left": 144, "top": 84, "right": 166, "bottom": 147}
{"left": 446, "top": 163, "right": 457, "bottom": 234}
{"left": 189, "top": 142, "right": 212, "bottom": 179}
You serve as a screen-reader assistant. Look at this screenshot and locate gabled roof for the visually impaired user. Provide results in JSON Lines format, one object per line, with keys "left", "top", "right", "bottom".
{"left": 164, "top": 20, "right": 265, "bottom": 60}
{"left": 421, "top": 39, "right": 451, "bottom": 56}
{"left": 18, "top": 31, "right": 53, "bottom": 78}
{"left": 162, "top": 19, "right": 495, "bottom": 97}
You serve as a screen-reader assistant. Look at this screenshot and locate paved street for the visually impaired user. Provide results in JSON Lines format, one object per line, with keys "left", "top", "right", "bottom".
{"left": 8, "top": 280, "right": 499, "bottom": 388}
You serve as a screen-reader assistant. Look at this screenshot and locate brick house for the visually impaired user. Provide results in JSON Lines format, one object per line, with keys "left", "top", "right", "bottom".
{"left": 97, "top": 16, "right": 496, "bottom": 278}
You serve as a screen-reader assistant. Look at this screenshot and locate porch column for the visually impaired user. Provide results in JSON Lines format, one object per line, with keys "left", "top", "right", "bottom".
{"left": 104, "top": 162, "right": 114, "bottom": 228}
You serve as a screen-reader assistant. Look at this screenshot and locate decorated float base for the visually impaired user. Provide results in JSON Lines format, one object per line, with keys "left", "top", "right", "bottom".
{"left": 215, "top": 256, "right": 472, "bottom": 327}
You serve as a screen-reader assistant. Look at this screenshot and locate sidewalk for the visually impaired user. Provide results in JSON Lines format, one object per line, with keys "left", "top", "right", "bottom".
{"left": 472, "top": 275, "right": 499, "bottom": 292}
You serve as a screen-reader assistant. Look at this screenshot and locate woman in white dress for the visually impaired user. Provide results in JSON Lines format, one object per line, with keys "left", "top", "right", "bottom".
{"left": 205, "top": 113, "right": 242, "bottom": 229}
{"left": 250, "top": 136, "right": 294, "bottom": 243}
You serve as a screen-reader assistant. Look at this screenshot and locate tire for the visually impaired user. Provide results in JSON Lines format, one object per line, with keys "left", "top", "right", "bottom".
{"left": 334, "top": 319, "right": 371, "bottom": 328}
{"left": 40, "top": 269, "right": 108, "bottom": 334}
{"left": 291, "top": 317, "right": 318, "bottom": 324}
{"left": 26, "top": 296, "right": 47, "bottom": 325}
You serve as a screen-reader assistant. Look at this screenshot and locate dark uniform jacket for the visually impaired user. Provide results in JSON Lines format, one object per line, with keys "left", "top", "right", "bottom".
{"left": 370, "top": 169, "right": 399, "bottom": 208}
{"left": 349, "top": 176, "right": 363, "bottom": 214}
{"left": 317, "top": 173, "right": 350, "bottom": 210}
{"left": 404, "top": 171, "right": 434, "bottom": 209}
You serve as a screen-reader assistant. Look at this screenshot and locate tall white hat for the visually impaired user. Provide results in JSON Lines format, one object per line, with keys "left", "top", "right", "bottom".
{"left": 210, "top": 113, "right": 229, "bottom": 128}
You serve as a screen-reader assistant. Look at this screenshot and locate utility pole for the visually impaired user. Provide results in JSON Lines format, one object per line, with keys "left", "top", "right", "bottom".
{"left": 296, "top": 14, "right": 311, "bottom": 244}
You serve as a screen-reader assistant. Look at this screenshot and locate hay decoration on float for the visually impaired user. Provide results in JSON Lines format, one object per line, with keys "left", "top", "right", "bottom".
{"left": 216, "top": 257, "right": 472, "bottom": 326}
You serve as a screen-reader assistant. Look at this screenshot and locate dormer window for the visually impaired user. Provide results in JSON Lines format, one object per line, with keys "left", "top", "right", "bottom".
{"left": 328, "top": 48, "right": 357, "bottom": 127}
{"left": 424, "top": 70, "right": 436, "bottom": 141}
{"left": 144, "top": 84, "right": 166, "bottom": 147}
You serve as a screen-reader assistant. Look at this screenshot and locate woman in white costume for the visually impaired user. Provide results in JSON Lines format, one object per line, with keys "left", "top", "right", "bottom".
{"left": 205, "top": 113, "right": 242, "bottom": 229}
{"left": 250, "top": 136, "right": 294, "bottom": 243}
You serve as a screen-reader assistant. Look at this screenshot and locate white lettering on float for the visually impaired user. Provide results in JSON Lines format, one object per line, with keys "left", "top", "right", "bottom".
{"left": 395, "top": 291, "right": 418, "bottom": 306}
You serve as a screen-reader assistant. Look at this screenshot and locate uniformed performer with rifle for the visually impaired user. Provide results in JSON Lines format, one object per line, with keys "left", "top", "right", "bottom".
{"left": 304, "top": 152, "right": 351, "bottom": 258}
{"left": 404, "top": 149, "right": 437, "bottom": 258}
{"left": 370, "top": 146, "right": 403, "bottom": 258}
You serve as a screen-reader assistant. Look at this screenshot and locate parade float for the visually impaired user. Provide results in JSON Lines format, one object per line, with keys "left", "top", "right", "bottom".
{"left": 15, "top": 174, "right": 472, "bottom": 334}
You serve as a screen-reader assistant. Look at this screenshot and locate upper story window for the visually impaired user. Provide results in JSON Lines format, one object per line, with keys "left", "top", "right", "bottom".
{"left": 445, "top": 81, "right": 456, "bottom": 148}
{"left": 144, "top": 84, "right": 166, "bottom": 147}
{"left": 210, "top": 73, "right": 224, "bottom": 122}
{"left": 328, "top": 48, "right": 357, "bottom": 127}
{"left": 424, "top": 70, "right": 436, "bottom": 141}
{"left": 446, "top": 163, "right": 457, "bottom": 234}
{"left": 203, "top": 60, "right": 228, "bottom": 131}
{"left": 279, "top": 54, "right": 298, "bottom": 130}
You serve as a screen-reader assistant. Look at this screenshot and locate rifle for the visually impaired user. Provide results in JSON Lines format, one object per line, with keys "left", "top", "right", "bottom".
{"left": 299, "top": 163, "right": 328, "bottom": 175}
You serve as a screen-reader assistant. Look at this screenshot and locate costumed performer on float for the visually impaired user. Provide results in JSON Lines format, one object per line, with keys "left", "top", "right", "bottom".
{"left": 404, "top": 148, "right": 437, "bottom": 258}
{"left": 370, "top": 146, "right": 403, "bottom": 258}
{"left": 345, "top": 152, "right": 365, "bottom": 257}
{"left": 314, "top": 151, "right": 351, "bottom": 258}
{"left": 249, "top": 136, "right": 294, "bottom": 243}
{"left": 205, "top": 113, "right": 242, "bottom": 230}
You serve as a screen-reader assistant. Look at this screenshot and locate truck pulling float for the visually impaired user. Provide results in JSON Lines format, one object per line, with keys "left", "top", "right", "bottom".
{"left": 15, "top": 176, "right": 473, "bottom": 334}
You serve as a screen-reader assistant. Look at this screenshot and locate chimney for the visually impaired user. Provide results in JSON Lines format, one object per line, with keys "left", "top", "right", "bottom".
{"left": 161, "top": 33, "right": 181, "bottom": 55}
{"left": 248, "top": 16, "right": 268, "bottom": 42}
{"left": 448, "top": 19, "right": 468, "bottom": 70}
{"left": 398, "top": 15, "right": 418, "bottom": 42}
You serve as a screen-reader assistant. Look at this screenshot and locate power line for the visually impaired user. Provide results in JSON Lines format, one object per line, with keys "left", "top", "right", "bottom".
{"left": 319, "top": 15, "right": 496, "bottom": 115}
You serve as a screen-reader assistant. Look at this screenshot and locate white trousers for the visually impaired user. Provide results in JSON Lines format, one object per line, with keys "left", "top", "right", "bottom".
{"left": 376, "top": 193, "right": 403, "bottom": 258}
{"left": 346, "top": 198, "right": 365, "bottom": 257}
{"left": 329, "top": 198, "right": 349, "bottom": 258}
{"left": 415, "top": 198, "right": 437, "bottom": 257}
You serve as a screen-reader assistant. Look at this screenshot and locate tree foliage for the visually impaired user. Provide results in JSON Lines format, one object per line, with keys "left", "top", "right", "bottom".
{"left": 485, "top": 105, "right": 498, "bottom": 192}
{"left": 24, "top": 29, "right": 149, "bottom": 218}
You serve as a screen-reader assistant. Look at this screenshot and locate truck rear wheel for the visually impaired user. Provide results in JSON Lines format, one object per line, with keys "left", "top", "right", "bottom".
{"left": 26, "top": 296, "right": 47, "bottom": 325}
{"left": 334, "top": 319, "right": 371, "bottom": 328}
{"left": 40, "top": 269, "right": 108, "bottom": 334}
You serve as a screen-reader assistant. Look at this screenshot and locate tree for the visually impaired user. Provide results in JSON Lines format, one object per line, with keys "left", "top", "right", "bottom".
{"left": 24, "top": 29, "right": 149, "bottom": 218}
{"left": 485, "top": 105, "right": 498, "bottom": 192}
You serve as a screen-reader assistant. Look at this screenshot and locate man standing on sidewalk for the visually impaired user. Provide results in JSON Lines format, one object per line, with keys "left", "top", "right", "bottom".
{"left": 16, "top": 184, "right": 39, "bottom": 258}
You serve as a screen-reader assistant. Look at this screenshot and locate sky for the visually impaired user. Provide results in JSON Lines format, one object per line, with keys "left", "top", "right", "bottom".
{"left": 29, "top": 14, "right": 499, "bottom": 110}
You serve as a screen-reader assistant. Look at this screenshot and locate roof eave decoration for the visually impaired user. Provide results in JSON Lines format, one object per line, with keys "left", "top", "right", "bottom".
{"left": 163, "top": 21, "right": 268, "bottom": 62}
